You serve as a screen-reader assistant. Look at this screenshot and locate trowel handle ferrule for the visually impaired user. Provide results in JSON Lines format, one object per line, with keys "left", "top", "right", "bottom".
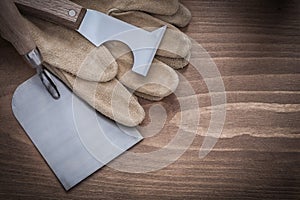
{"left": 24, "top": 48, "right": 60, "bottom": 100}
{"left": 24, "top": 48, "right": 43, "bottom": 68}
{"left": 14, "top": 0, "right": 87, "bottom": 30}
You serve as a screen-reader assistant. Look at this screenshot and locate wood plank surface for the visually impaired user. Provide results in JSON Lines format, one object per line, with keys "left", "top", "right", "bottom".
{"left": 0, "top": 0, "right": 299, "bottom": 199}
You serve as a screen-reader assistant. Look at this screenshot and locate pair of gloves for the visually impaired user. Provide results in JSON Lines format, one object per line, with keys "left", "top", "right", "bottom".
{"left": 26, "top": 0, "right": 192, "bottom": 126}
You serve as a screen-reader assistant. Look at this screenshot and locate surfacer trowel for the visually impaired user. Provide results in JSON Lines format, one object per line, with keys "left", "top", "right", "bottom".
{"left": 0, "top": 0, "right": 166, "bottom": 190}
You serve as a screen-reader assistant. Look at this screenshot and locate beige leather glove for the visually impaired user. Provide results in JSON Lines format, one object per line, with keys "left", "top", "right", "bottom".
{"left": 25, "top": 0, "right": 192, "bottom": 127}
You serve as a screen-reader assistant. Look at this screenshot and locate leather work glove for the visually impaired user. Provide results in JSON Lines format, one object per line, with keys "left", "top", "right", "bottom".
{"left": 24, "top": 0, "right": 192, "bottom": 127}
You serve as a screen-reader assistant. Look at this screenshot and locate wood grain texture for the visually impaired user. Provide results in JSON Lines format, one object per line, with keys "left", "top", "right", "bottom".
{"left": 15, "top": 0, "right": 86, "bottom": 30}
{"left": 0, "top": 0, "right": 299, "bottom": 199}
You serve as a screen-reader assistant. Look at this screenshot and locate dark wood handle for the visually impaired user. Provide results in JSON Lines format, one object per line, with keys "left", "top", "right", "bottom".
{"left": 0, "top": 0, "right": 36, "bottom": 55}
{"left": 15, "top": 0, "right": 87, "bottom": 30}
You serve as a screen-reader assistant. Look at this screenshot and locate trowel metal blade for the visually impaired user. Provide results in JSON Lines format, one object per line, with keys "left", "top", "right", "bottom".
{"left": 11, "top": 73, "right": 143, "bottom": 190}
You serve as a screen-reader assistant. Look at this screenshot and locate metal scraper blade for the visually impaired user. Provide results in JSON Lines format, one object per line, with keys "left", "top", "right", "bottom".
{"left": 11, "top": 73, "right": 143, "bottom": 190}
{"left": 77, "top": 9, "right": 167, "bottom": 76}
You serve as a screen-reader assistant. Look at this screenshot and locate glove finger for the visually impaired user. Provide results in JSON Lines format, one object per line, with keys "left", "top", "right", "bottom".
{"left": 118, "top": 57, "right": 179, "bottom": 101}
{"left": 110, "top": 11, "right": 192, "bottom": 64}
{"left": 158, "top": 28, "right": 191, "bottom": 60}
{"left": 26, "top": 17, "right": 118, "bottom": 82}
{"left": 45, "top": 64, "right": 145, "bottom": 127}
{"left": 152, "top": 3, "right": 192, "bottom": 27}
{"left": 73, "top": 0, "right": 179, "bottom": 16}
{"left": 105, "top": 42, "right": 179, "bottom": 101}
{"left": 133, "top": 91, "right": 166, "bottom": 101}
{"left": 111, "top": 0, "right": 179, "bottom": 15}
{"left": 156, "top": 51, "right": 191, "bottom": 70}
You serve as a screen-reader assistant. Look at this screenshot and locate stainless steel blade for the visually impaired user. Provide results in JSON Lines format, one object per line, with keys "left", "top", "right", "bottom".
{"left": 77, "top": 9, "right": 166, "bottom": 76}
{"left": 12, "top": 73, "right": 143, "bottom": 190}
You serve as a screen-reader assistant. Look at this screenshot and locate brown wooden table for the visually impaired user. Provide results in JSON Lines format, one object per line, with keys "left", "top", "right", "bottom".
{"left": 0, "top": 0, "right": 299, "bottom": 199}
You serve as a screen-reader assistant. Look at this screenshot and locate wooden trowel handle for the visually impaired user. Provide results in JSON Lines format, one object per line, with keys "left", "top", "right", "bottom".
{"left": 14, "top": 0, "right": 87, "bottom": 30}
{"left": 0, "top": 0, "right": 36, "bottom": 55}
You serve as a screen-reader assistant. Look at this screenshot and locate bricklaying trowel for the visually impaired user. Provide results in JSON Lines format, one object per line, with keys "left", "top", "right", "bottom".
{"left": 0, "top": 0, "right": 166, "bottom": 190}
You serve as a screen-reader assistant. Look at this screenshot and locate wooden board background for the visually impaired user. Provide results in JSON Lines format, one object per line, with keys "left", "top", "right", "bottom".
{"left": 0, "top": 0, "right": 299, "bottom": 199}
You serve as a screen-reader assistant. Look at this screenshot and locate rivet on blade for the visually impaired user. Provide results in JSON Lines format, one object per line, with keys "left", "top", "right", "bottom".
{"left": 68, "top": 9, "right": 76, "bottom": 17}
